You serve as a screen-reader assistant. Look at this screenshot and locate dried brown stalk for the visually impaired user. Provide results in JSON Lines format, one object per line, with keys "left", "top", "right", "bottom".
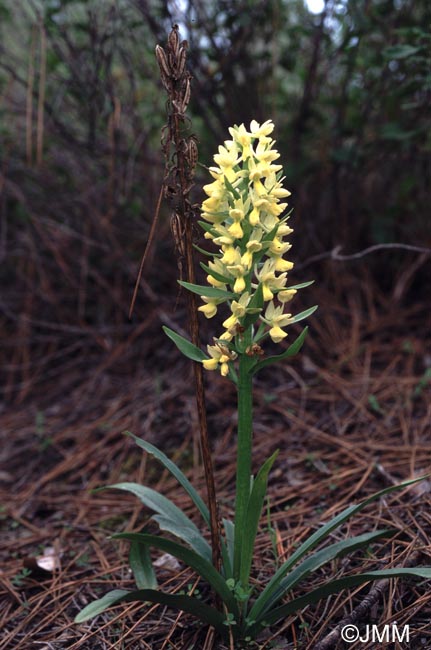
{"left": 36, "top": 22, "right": 46, "bottom": 167}
{"left": 155, "top": 26, "right": 222, "bottom": 581}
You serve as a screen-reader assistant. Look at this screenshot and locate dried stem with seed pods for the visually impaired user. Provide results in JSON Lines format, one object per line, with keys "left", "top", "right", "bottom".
{"left": 155, "top": 26, "right": 222, "bottom": 579}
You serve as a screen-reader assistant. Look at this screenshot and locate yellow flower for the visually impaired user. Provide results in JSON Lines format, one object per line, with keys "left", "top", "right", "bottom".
{"left": 273, "top": 258, "right": 294, "bottom": 273}
{"left": 203, "top": 342, "right": 237, "bottom": 376}
{"left": 227, "top": 221, "right": 244, "bottom": 239}
{"left": 202, "top": 358, "right": 219, "bottom": 371}
{"left": 263, "top": 302, "right": 294, "bottom": 342}
{"left": 198, "top": 298, "right": 219, "bottom": 318}
{"left": 249, "top": 119, "right": 274, "bottom": 137}
{"left": 278, "top": 289, "right": 297, "bottom": 303}
{"left": 221, "top": 246, "right": 238, "bottom": 265}
{"left": 255, "top": 259, "right": 287, "bottom": 301}
{"left": 249, "top": 206, "right": 261, "bottom": 226}
{"left": 268, "top": 326, "right": 288, "bottom": 343}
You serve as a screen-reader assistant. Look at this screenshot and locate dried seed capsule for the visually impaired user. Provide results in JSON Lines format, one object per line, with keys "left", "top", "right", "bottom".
{"left": 155, "top": 45, "right": 171, "bottom": 87}
{"left": 180, "top": 77, "right": 191, "bottom": 112}
{"left": 185, "top": 136, "right": 198, "bottom": 170}
{"left": 175, "top": 46, "right": 187, "bottom": 79}
{"left": 171, "top": 212, "right": 186, "bottom": 257}
{"left": 168, "top": 25, "right": 180, "bottom": 57}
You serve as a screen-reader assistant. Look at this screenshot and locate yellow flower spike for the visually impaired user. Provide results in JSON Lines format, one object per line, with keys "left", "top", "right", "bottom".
{"left": 197, "top": 119, "right": 312, "bottom": 372}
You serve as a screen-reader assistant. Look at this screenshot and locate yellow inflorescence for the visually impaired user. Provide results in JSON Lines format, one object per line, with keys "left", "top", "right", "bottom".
{"left": 199, "top": 120, "right": 300, "bottom": 374}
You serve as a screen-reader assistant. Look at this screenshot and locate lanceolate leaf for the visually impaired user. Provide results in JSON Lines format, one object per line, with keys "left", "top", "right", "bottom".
{"left": 223, "top": 518, "right": 235, "bottom": 575}
{"left": 178, "top": 280, "right": 235, "bottom": 299}
{"left": 224, "top": 175, "right": 240, "bottom": 199}
{"left": 258, "top": 568, "right": 431, "bottom": 628}
{"left": 193, "top": 244, "right": 219, "bottom": 258}
{"left": 283, "top": 281, "right": 315, "bottom": 290}
{"left": 250, "top": 529, "right": 394, "bottom": 622}
{"left": 112, "top": 532, "right": 239, "bottom": 617}
{"left": 106, "top": 482, "right": 211, "bottom": 562}
{"left": 74, "top": 587, "right": 227, "bottom": 633}
{"left": 291, "top": 305, "right": 318, "bottom": 324}
{"left": 124, "top": 433, "right": 233, "bottom": 579}
{"left": 163, "top": 327, "right": 207, "bottom": 362}
{"left": 239, "top": 451, "right": 279, "bottom": 586}
{"left": 253, "top": 327, "right": 308, "bottom": 373}
{"left": 129, "top": 539, "right": 157, "bottom": 590}
{"left": 249, "top": 476, "right": 429, "bottom": 623}
{"left": 242, "top": 282, "right": 264, "bottom": 329}
{"left": 200, "top": 262, "right": 232, "bottom": 284}
{"left": 124, "top": 434, "right": 210, "bottom": 526}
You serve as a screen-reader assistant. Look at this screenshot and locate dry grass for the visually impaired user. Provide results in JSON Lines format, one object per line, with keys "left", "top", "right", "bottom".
{"left": 1, "top": 271, "right": 430, "bottom": 650}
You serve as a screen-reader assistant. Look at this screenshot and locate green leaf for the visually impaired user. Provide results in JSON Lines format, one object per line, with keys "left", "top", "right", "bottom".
{"left": 224, "top": 175, "right": 240, "bottom": 199}
{"left": 239, "top": 451, "right": 279, "bottom": 587}
{"left": 197, "top": 220, "right": 215, "bottom": 234}
{"left": 112, "top": 533, "right": 239, "bottom": 617}
{"left": 253, "top": 327, "right": 308, "bottom": 373}
{"left": 74, "top": 587, "right": 227, "bottom": 633}
{"left": 106, "top": 482, "right": 211, "bottom": 562}
{"left": 124, "top": 434, "right": 233, "bottom": 580}
{"left": 163, "top": 327, "right": 207, "bottom": 362}
{"left": 223, "top": 518, "right": 235, "bottom": 575}
{"left": 249, "top": 476, "right": 429, "bottom": 624}
{"left": 193, "top": 244, "right": 218, "bottom": 258}
{"left": 291, "top": 305, "right": 318, "bottom": 324}
{"left": 261, "top": 568, "right": 431, "bottom": 627}
{"left": 129, "top": 539, "right": 157, "bottom": 590}
{"left": 251, "top": 529, "right": 394, "bottom": 623}
{"left": 125, "top": 434, "right": 210, "bottom": 526}
{"left": 285, "top": 281, "right": 315, "bottom": 290}
{"left": 200, "top": 262, "right": 232, "bottom": 285}
{"left": 242, "top": 282, "right": 264, "bottom": 329}
{"left": 178, "top": 280, "right": 235, "bottom": 299}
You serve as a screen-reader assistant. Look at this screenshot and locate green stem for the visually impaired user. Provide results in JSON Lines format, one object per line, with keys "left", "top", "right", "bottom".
{"left": 233, "top": 332, "right": 254, "bottom": 584}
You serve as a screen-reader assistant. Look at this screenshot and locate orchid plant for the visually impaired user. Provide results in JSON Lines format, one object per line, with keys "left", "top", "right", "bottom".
{"left": 76, "top": 121, "right": 430, "bottom": 644}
